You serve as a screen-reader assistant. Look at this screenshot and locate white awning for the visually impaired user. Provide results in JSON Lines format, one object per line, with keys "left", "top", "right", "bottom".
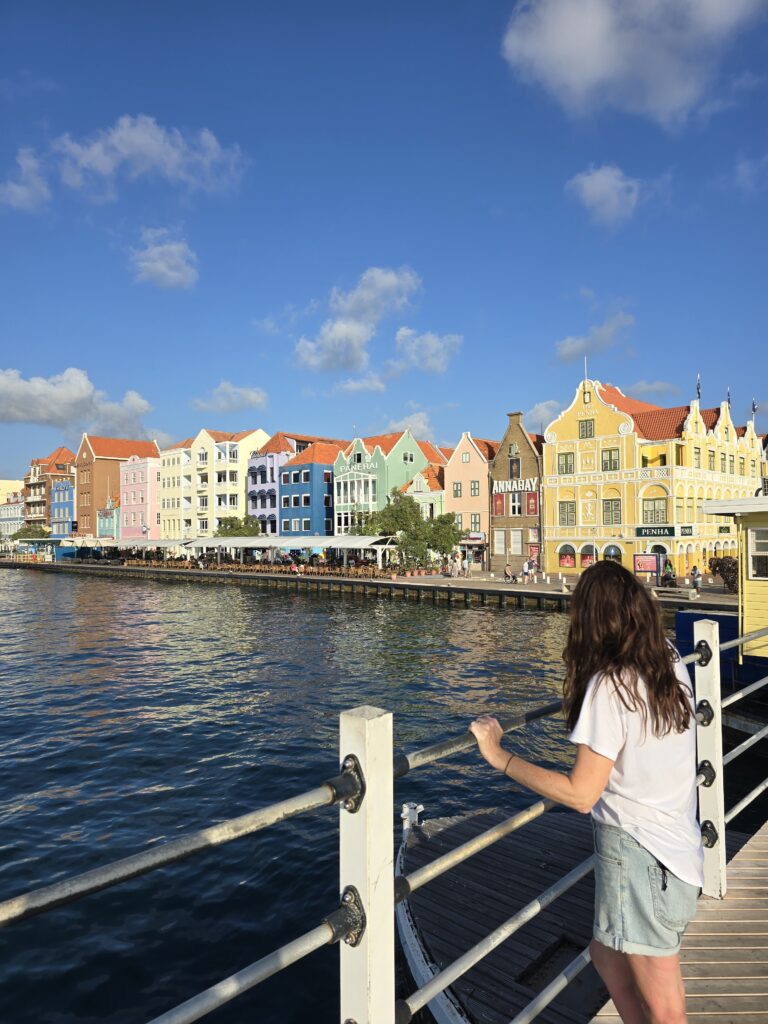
{"left": 183, "top": 534, "right": 397, "bottom": 550}
{"left": 113, "top": 538, "right": 187, "bottom": 549}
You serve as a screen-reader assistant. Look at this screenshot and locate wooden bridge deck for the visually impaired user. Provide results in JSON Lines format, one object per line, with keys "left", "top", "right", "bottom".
{"left": 398, "top": 808, "right": 758, "bottom": 1024}
{"left": 593, "top": 819, "right": 768, "bottom": 1023}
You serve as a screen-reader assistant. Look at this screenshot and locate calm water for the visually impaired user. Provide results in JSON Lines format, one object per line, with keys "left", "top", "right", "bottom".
{"left": 0, "top": 571, "right": 572, "bottom": 1024}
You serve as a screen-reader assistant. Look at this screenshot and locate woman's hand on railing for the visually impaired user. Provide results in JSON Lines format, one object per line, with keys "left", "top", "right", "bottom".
{"left": 469, "top": 716, "right": 507, "bottom": 772}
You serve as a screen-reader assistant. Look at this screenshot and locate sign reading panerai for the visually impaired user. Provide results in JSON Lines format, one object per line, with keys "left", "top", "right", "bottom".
{"left": 492, "top": 477, "right": 539, "bottom": 494}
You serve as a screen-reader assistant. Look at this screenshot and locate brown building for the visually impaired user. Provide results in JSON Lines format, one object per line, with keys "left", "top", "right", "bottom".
{"left": 23, "top": 446, "right": 76, "bottom": 533}
{"left": 489, "top": 412, "right": 544, "bottom": 577}
{"left": 75, "top": 434, "right": 159, "bottom": 536}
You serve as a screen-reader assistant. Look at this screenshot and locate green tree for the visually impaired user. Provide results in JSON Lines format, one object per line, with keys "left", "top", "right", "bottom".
{"left": 214, "top": 516, "right": 262, "bottom": 537}
{"left": 425, "top": 513, "right": 465, "bottom": 558}
{"left": 370, "top": 490, "right": 430, "bottom": 567}
{"left": 708, "top": 556, "right": 738, "bottom": 594}
{"left": 12, "top": 524, "right": 50, "bottom": 541}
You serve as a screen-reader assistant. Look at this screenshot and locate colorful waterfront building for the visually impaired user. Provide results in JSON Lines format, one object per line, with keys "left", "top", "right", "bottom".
{"left": 541, "top": 379, "right": 766, "bottom": 576}
{"left": 50, "top": 478, "right": 76, "bottom": 539}
{"left": 96, "top": 496, "right": 120, "bottom": 541}
{"left": 189, "top": 427, "right": 270, "bottom": 539}
{"left": 488, "top": 414, "right": 544, "bottom": 577}
{"left": 279, "top": 441, "right": 347, "bottom": 537}
{"left": 332, "top": 431, "right": 446, "bottom": 535}
{"left": 0, "top": 491, "right": 24, "bottom": 546}
{"left": 23, "top": 446, "right": 75, "bottom": 535}
{"left": 75, "top": 435, "right": 160, "bottom": 537}
{"left": 444, "top": 434, "right": 500, "bottom": 570}
{"left": 401, "top": 465, "right": 446, "bottom": 521}
{"left": 248, "top": 432, "right": 346, "bottom": 535}
{"left": 160, "top": 438, "right": 193, "bottom": 541}
{"left": 0, "top": 480, "right": 24, "bottom": 505}
{"left": 120, "top": 452, "right": 162, "bottom": 541}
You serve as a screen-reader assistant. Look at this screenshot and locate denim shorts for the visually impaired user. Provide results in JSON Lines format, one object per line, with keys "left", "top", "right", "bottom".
{"left": 593, "top": 822, "right": 699, "bottom": 956}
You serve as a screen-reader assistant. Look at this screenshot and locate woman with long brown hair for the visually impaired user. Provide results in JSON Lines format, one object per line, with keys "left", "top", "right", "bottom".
{"left": 470, "top": 560, "right": 703, "bottom": 1024}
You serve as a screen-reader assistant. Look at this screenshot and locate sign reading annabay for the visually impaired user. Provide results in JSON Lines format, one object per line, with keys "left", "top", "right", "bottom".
{"left": 492, "top": 477, "right": 540, "bottom": 494}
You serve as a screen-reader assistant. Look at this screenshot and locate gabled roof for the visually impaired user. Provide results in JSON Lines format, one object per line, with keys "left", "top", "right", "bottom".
{"left": 85, "top": 436, "right": 160, "bottom": 460}
{"left": 163, "top": 437, "right": 194, "bottom": 452}
{"left": 401, "top": 464, "right": 445, "bottom": 493}
{"left": 283, "top": 441, "right": 348, "bottom": 467}
{"left": 346, "top": 431, "right": 405, "bottom": 457}
{"left": 527, "top": 433, "right": 544, "bottom": 453}
{"left": 202, "top": 428, "right": 262, "bottom": 443}
{"left": 439, "top": 446, "right": 455, "bottom": 461}
{"left": 473, "top": 437, "right": 501, "bottom": 461}
{"left": 257, "top": 431, "right": 349, "bottom": 456}
{"left": 417, "top": 439, "right": 446, "bottom": 464}
{"left": 597, "top": 384, "right": 661, "bottom": 415}
{"left": 631, "top": 405, "right": 722, "bottom": 441}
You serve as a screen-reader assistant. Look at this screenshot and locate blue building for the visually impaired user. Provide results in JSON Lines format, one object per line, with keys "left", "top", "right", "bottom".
{"left": 279, "top": 442, "right": 343, "bottom": 537}
{"left": 50, "top": 478, "right": 75, "bottom": 539}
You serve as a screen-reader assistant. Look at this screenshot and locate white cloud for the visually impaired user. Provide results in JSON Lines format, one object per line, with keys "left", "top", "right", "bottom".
{"left": 252, "top": 315, "right": 279, "bottom": 335}
{"left": 192, "top": 380, "right": 268, "bottom": 413}
{"left": 131, "top": 228, "right": 198, "bottom": 289}
{"left": 735, "top": 153, "right": 768, "bottom": 192}
{"left": 394, "top": 327, "right": 463, "bottom": 373}
{"left": 0, "top": 148, "right": 50, "bottom": 211}
{"left": 626, "top": 379, "right": 680, "bottom": 397}
{"left": 387, "top": 410, "right": 433, "bottom": 440}
{"left": 295, "top": 266, "right": 420, "bottom": 372}
{"left": 0, "top": 367, "right": 153, "bottom": 437}
{"left": 337, "top": 373, "right": 386, "bottom": 394}
{"left": 566, "top": 164, "right": 641, "bottom": 225}
{"left": 502, "top": 0, "right": 764, "bottom": 126}
{"left": 524, "top": 399, "right": 564, "bottom": 432}
{"left": 52, "top": 114, "right": 244, "bottom": 198}
{"left": 555, "top": 311, "right": 635, "bottom": 362}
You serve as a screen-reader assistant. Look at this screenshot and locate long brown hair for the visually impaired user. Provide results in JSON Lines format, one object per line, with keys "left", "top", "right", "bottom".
{"left": 563, "top": 560, "right": 692, "bottom": 736}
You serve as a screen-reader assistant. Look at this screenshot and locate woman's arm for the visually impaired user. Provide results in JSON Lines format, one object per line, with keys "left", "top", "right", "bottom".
{"left": 468, "top": 715, "right": 615, "bottom": 815}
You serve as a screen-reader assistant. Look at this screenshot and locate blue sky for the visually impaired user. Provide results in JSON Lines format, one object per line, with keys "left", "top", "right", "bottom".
{"left": 1, "top": 1, "right": 767, "bottom": 477}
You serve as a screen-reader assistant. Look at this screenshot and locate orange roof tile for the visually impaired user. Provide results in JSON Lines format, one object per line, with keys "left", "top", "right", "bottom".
{"left": 473, "top": 437, "right": 501, "bottom": 461}
{"left": 347, "top": 431, "right": 405, "bottom": 457}
{"left": 439, "top": 446, "right": 455, "bottom": 461}
{"left": 597, "top": 384, "right": 661, "bottom": 415}
{"left": 86, "top": 436, "right": 160, "bottom": 459}
{"left": 401, "top": 464, "right": 445, "bottom": 493}
{"left": 257, "top": 431, "right": 349, "bottom": 456}
{"left": 283, "top": 441, "right": 347, "bottom": 466}
{"left": 527, "top": 432, "right": 544, "bottom": 453}
{"left": 417, "top": 439, "right": 446, "bottom": 464}
{"left": 629, "top": 405, "right": 726, "bottom": 440}
{"left": 163, "top": 437, "right": 194, "bottom": 451}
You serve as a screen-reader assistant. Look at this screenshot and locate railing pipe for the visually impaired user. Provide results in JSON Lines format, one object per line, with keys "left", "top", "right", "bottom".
{"left": 0, "top": 775, "right": 357, "bottom": 928}
{"left": 397, "top": 799, "right": 555, "bottom": 902}
{"left": 339, "top": 706, "right": 395, "bottom": 1024}
{"left": 722, "top": 723, "right": 768, "bottom": 766}
{"left": 721, "top": 673, "right": 768, "bottom": 708}
{"left": 719, "top": 625, "right": 768, "bottom": 652}
{"left": 394, "top": 856, "right": 594, "bottom": 1022}
{"left": 694, "top": 619, "right": 727, "bottom": 899}
{"left": 396, "top": 700, "right": 562, "bottom": 777}
{"left": 145, "top": 922, "right": 333, "bottom": 1024}
{"left": 725, "top": 777, "right": 768, "bottom": 825}
{"left": 508, "top": 947, "right": 592, "bottom": 1024}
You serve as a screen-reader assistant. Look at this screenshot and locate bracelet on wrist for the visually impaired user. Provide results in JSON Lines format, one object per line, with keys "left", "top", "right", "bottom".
{"left": 503, "top": 752, "right": 516, "bottom": 777}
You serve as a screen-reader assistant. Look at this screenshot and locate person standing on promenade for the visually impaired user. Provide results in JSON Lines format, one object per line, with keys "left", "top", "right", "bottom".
{"left": 521, "top": 557, "right": 530, "bottom": 584}
{"left": 470, "top": 560, "right": 703, "bottom": 1024}
{"left": 462, "top": 555, "right": 470, "bottom": 578}
{"left": 691, "top": 566, "right": 702, "bottom": 595}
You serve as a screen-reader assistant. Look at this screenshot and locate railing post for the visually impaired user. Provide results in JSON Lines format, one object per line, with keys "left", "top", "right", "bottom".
{"left": 693, "top": 619, "right": 727, "bottom": 899}
{"left": 339, "top": 706, "right": 395, "bottom": 1024}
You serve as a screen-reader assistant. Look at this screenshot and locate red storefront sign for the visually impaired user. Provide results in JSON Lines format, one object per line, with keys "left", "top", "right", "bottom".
{"left": 493, "top": 492, "right": 505, "bottom": 516}
{"left": 634, "top": 553, "right": 659, "bottom": 574}
{"left": 526, "top": 491, "right": 539, "bottom": 517}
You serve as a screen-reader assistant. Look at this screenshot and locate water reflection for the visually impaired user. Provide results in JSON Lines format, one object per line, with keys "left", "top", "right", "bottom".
{"left": 0, "top": 572, "right": 572, "bottom": 1024}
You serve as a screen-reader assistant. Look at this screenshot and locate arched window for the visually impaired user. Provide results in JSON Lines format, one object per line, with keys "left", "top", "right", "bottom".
{"left": 603, "top": 545, "right": 622, "bottom": 563}
{"left": 581, "top": 544, "right": 597, "bottom": 567}
{"left": 558, "top": 544, "right": 576, "bottom": 569}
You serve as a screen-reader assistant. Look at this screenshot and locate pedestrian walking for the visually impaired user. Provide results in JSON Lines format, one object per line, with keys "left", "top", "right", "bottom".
{"left": 462, "top": 555, "right": 470, "bottom": 578}
{"left": 691, "top": 565, "right": 702, "bottom": 594}
{"left": 522, "top": 558, "right": 530, "bottom": 584}
{"left": 469, "top": 560, "right": 702, "bottom": 1024}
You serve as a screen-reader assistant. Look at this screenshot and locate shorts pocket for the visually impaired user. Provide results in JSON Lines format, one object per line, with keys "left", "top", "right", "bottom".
{"left": 595, "top": 852, "right": 624, "bottom": 943}
{"left": 648, "top": 866, "right": 698, "bottom": 931}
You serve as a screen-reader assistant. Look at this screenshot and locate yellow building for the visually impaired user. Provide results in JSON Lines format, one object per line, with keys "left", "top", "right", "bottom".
{"left": 159, "top": 437, "right": 193, "bottom": 540}
{"left": 705, "top": 495, "right": 768, "bottom": 659}
{"left": 542, "top": 380, "right": 765, "bottom": 576}
{"left": 0, "top": 480, "right": 24, "bottom": 505}
{"left": 188, "top": 427, "right": 270, "bottom": 539}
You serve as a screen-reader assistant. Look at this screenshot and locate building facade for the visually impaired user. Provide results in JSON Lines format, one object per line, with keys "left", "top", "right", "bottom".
{"left": 50, "top": 478, "right": 76, "bottom": 539}
{"left": 160, "top": 438, "right": 193, "bottom": 540}
{"left": 444, "top": 434, "right": 500, "bottom": 569}
{"left": 401, "top": 465, "right": 445, "bottom": 521}
{"left": 121, "top": 453, "right": 162, "bottom": 541}
{"left": 248, "top": 432, "right": 346, "bottom": 535}
{"left": 488, "top": 413, "right": 544, "bottom": 576}
{"left": 96, "top": 497, "right": 121, "bottom": 541}
{"left": 542, "top": 380, "right": 766, "bottom": 575}
{"left": 332, "top": 431, "right": 446, "bottom": 535}
{"left": 279, "top": 442, "right": 345, "bottom": 537}
{"left": 189, "top": 428, "right": 270, "bottom": 539}
{"left": 0, "top": 480, "right": 24, "bottom": 506}
{"left": 22, "top": 446, "right": 75, "bottom": 535}
{"left": 75, "top": 435, "right": 160, "bottom": 536}
{"left": 0, "top": 491, "right": 24, "bottom": 546}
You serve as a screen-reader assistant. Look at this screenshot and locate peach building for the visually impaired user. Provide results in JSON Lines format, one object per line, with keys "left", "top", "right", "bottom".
{"left": 444, "top": 433, "right": 501, "bottom": 570}
{"left": 121, "top": 453, "right": 162, "bottom": 541}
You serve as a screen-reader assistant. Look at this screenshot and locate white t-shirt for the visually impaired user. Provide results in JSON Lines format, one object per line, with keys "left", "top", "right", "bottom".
{"left": 569, "top": 658, "right": 704, "bottom": 887}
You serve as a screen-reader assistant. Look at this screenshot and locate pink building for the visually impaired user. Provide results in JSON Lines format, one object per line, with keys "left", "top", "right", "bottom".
{"left": 120, "top": 453, "right": 162, "bottom": 540}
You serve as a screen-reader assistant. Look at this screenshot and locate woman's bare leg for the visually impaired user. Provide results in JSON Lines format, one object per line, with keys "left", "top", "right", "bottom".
{"left": 627, "top": 952, "right": 687, "bottom": 1024}
{"left": 589, "top": 939, "right": 647, "bottom": 1024}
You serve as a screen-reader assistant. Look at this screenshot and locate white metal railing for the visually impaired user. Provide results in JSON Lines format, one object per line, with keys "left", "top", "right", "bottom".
{"left": 1, "top": 624, "right": 766, "bottom": 1023}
